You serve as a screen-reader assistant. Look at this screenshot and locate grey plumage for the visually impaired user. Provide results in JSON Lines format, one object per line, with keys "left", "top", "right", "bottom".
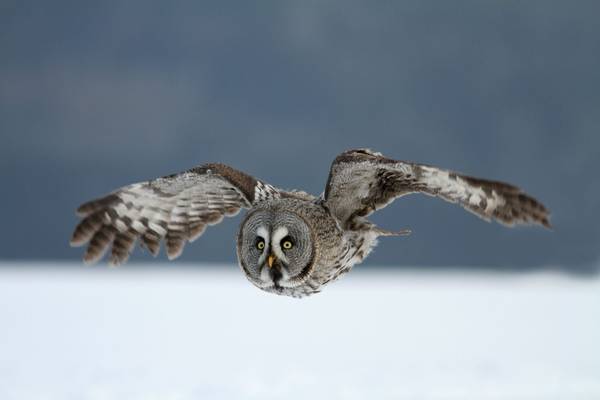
{"left": 325, "top": 149, "right": 550, "bottom": 229}
{"left": 71, "top": 149, "right": 551, "bottom": 297}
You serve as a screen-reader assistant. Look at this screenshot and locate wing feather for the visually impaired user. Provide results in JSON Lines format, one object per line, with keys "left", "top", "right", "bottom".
{"left": 71, "top": 163, "right": 283, "bottom": 265}
{"left": 324, "top": 149, "right": 551, "bottom": 229}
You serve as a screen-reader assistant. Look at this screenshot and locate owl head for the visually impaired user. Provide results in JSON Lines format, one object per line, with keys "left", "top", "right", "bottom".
{"left": 236, "top": 200, "right": 316, "bottom": 294}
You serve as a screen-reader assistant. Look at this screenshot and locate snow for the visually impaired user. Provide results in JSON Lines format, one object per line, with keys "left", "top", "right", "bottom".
{"left": 0, "top": 263, "right": 599, "bottom": 399}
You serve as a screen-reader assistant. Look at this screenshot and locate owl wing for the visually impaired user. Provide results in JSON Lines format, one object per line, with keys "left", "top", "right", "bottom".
{"left": 323, "top": 149, "right": 551, "bottom": 229}
{"left": 71, "top": 163, "right": 288, "bottom": 265}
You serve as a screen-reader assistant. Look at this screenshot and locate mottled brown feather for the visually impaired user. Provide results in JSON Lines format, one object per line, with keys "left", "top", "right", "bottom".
{"left": 71, "top": 163, "right": 287, "bottom": 264}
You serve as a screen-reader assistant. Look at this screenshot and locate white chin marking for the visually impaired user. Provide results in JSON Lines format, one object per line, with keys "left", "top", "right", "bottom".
{"left": 278, "top": 269, "right": 295, "bottom": 288}
{"left": 278, "top": 279, "right": 297, "bottom": 288}
{"left": 258, "top": 266, "right": 273, "bottom": 287}
{"left": 258, "top": 263, "right": 299, "bottom": 289}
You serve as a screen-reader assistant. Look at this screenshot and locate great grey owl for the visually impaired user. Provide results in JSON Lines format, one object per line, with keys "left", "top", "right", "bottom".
{"left": 71, "top": 149, "right": 550, "bottom": 298}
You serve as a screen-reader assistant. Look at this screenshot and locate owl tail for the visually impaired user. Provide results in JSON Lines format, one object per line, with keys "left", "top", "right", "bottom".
{"left": 374, "top": 227, "right": 411, "bottom": 237}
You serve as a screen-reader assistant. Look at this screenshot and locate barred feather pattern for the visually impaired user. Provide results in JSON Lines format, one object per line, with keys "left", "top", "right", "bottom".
{"left": 325, "top": 149, "right": 550, "bottom": 229}
{"left": 70, "top": 168, "right": 271, "bottom": 265}
{"left": 418, "top": 166, "right": 551, "bottom": 228}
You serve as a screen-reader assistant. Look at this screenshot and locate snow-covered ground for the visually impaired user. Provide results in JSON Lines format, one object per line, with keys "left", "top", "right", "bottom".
{"left": 0, "top": 263, "right": 598, "bottom": 400}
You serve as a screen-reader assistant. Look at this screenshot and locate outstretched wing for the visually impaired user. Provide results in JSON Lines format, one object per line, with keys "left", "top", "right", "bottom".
{"left": 71, "top": 163, "right": 283, "bottom": 265}
{"left": 324, "top": 149, "right": 550, "bottom": 229}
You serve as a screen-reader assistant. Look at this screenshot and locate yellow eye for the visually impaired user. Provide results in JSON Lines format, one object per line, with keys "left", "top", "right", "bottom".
{"left": 256, "top": 240, "right": 265, "bottom": 250}
{"left": 282, "top": 240, "right": 293, "bottom": 250}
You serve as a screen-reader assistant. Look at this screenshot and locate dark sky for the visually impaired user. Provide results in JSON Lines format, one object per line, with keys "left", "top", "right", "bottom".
{"left": 1, "top": 1, "right": 599, "bottom": 271}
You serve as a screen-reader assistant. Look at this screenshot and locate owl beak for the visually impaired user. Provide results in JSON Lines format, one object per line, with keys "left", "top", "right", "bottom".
{"left": 267, "top": 254, "right": 276, "bottom": 268}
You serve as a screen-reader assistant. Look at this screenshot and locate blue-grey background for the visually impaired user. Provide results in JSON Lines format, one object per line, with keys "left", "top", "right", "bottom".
{"left": 1, "top": 1, "right": 598, "bottom": 271}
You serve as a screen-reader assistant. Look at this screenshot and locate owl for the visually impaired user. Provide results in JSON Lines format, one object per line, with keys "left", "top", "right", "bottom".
{"left": 71, "top": 149, "right": 550, "bottom": 298}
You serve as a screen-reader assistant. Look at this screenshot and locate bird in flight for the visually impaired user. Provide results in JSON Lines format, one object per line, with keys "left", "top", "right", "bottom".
{"left": 71, "top": 149, "right": 550, "bottom": 297}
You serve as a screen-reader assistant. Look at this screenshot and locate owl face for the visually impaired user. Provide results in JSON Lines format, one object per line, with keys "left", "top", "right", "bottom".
{"left": 237, "top": 208, "right": 315, "bottom": 293}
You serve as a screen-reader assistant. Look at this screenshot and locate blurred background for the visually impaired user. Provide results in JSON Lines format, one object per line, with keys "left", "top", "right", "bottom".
{"left": 1, "top": 1, "right": 599, "bottom": 270}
